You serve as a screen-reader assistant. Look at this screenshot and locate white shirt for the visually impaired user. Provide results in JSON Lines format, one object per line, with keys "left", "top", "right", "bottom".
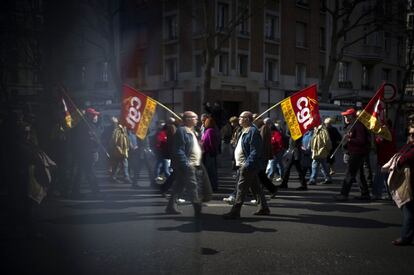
{"left": 234, "top": 128, "right": 249, "bottom": 167}
{"left": 186, "top": 127, "right": 202, "bottom": 167}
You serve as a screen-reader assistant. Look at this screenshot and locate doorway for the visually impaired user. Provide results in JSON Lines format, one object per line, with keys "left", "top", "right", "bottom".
{"left": 222, "top": 101, "right": 240, "bottom": 119}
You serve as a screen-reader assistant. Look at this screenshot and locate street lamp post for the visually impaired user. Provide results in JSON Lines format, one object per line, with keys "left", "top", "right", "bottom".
{"left": 171, "top": 86, "right": 175, "bottom": 111}
{"left": 265, "top": 81, "right": 271, "bottom": 118}
{"left": 170, "top": 81, "right": 177, "bottom": 111}
{"left": 267, "top": 86, "right": 270, "bottom": 118}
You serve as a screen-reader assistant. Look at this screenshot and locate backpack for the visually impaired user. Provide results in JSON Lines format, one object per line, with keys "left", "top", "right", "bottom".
{"left": 311, "top": 126, "right": 332, "bottom": 160}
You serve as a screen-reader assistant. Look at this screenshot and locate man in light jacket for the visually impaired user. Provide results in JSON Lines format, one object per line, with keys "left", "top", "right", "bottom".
{"left": 223, "top": 111, "right": 270, "bottom": 219}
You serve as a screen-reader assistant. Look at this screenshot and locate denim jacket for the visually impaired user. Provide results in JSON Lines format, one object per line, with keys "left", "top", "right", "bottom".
{"left": 240, "top": 125, "right": 264, "bottom": 171}
{"left": 172, "top": 126, "right": 195, "bottom": 169}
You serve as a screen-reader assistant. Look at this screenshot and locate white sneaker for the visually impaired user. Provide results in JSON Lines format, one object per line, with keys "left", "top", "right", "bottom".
{"left": 176, "top": 198, "right": 186, "bottom": 204}
{"left": 275, "top": 177, "right": 282, "bottom": 182}
{"left": 223, "top": 196, "right": 235, "bottom": 204}
{"left": 250, "top": 199, "right": 258, "bottom": 205}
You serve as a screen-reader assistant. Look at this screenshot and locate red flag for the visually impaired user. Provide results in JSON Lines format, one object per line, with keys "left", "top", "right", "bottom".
{"left": 121, "top": 84, "right": 157, "bottom": 139}
{"left": 358, "top": 83, "right": 392, "bottom": 141}
{"left": 280, "top": 84, "right": 321, "bottom": 140}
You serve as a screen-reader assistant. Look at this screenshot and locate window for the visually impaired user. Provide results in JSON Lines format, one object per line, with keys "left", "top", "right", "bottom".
{"left": 192, "top": 1, "right": 204, "bottom": 34}
{"left": 382, "top": 68, "right": 391, "bottom": 81}
{"left": 138, "top": 63, "right": 147, "bottom": 85}
{"left": 137, "top": 25, "right": 148, "bottom": 47}
{"left": 81, "top": 65, "right": 86, "bottom": 84}
{"left": 320, "top": 0, "right": 326, "bottom": 12}
{"left": 195, "top": 54, "right": 203, "bottom": 77}
{"left": 33, "top": 71, "right": 40, "bottom": 83}
{"left": 374, "top": 31, "right": 381, "bottom": 47}
{"left": 165, "top": 58, "right": 177, "bottom": 81}
{"left": 296, "top": 64, "right": 306, "bottom": 86}
{"left": 296, "top": 0, "right": 309, "bottom": 6}
{"left": 363, "top": 27, "right": 368, "bottom": 45}
{"left": 238, "top": 54, "right": 248, "bottom": 77}
{"left": 320, "top": 27, "right": 326, "bottom": 51}
{"left": 397, "top": 36, "right": 403, "bottom": 63}
{"left": 296, "top": 22, "right": 307, "bottom": 47}
{"left": 217, "top": 2, "right": 229, "bottom": 30}
{"left": 96, "top": 62, "right": 109, "bottom": 82}
{"left": 238, "top": 0, "right": 249, "bottom": 35}
{"left": 265, "top": 15, "right": 279, "bottom": 40}
{"left": 319, "top": 66, "right": 325, "bottom": 83}
{"left": 397, "top": 70, "right": 402, "bottom": 87}
{"left": 218, "top": 53, "right": 229, "bottom": 75}
{"left": 266, "top": 59, "right": 279, "bottom": 82}
{"left": 361, "top": 65, "right": 371, "bottom": 90}
{"left": 165, "top": 15, "right": 178, "bottom": 40}
{"left": 410, "top": 71, "right": 414, "bottom": 84}
{"left": 384, "top": 32, "right": 391, "bottom": 52}
{"left": 338, "top": 62, "right": 350, "bottom": 82}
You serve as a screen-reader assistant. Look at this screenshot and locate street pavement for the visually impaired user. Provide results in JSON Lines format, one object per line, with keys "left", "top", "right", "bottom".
{"left": 1, "top": 156, "right": 414, "bottom": 275}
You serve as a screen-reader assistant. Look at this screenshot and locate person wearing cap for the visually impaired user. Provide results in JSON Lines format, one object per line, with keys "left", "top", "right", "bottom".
{"left": 334, "top": 108, "right": 371, "bottom": 201}
{"left": 324, "top": 117, "right": 342, "bottom": 175}
{"left": 70, "top": 107, "right": 101, "bottom": 197}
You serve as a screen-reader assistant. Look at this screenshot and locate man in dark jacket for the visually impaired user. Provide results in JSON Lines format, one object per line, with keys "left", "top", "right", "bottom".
{"left": 335, "top": 108, "right": 371, "bottom": 201}
{"left": 223, "top": 111, "right": 270, "bottom": 219}
{"left": 70, "top": 108, "right": 101, "bottom": 197}
{"left": 165, "top": 111, "right": 202, "bottom": 217}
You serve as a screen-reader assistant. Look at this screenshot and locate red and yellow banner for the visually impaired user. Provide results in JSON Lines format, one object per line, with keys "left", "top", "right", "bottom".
{"left": 281, "top": 84, "right": 321, "bottom": 141}
{"left": 358, "top": 83, "right": 392, "bottom": 141}
{"left": 121, "top": 84, "right": 157, "bottom": 140}
{"left": 62, "top": 97, "right": 73, "bottom": 129}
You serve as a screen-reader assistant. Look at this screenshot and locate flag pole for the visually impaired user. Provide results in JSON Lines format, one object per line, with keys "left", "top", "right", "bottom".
{"left": 152, "top": 99, "right": 182, "bottom": 122}
{"left": 254, "top": 100, "right": 283, "bottom": 122}
{"left": 60, "top": 84, "right": 111, "bottom": 159}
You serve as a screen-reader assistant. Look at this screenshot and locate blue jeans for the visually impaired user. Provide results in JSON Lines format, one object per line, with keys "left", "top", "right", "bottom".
{"left": 267, "top": 151, "right": 284, "bottom": 179}
{"left": 154, "top": 158, "right": 171, "bottom": 178}
{"left": 310, "top": 158, "right": 331, "bottom": 183}
{"left": 401, "top": 200, "right": 414, "bottom": 242}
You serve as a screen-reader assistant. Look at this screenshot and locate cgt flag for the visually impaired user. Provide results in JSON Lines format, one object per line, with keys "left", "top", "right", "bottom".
{"left": 281, "top": 84, "right": 321, "bottom": 141}
{"left": 121, "top": 84, "right": 157, "bottom": 140}
{"left": 358, "top": 83, "right": 392, "bottom": 141}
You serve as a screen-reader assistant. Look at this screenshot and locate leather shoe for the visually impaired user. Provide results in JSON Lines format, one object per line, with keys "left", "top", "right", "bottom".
{"left": 223, "top": 211, "right": 240, "bottom": 219}
{"left": 165, "top": 206, "right": 181, "bottom": 214}
{"left": 296, "top": 186, "right": 307, "bottom": 191}
{"left": 354, "top": 195, "right": 371, "bottom": 201}
{"left": 392, "top": 238, "right": 412, "bottom": 246}
{"left": 334, "top": 194, "right": 348, "bottom": 202}
{"left": 278, "top": 183, "right": 288, "bottom": 189}
{"left": 253, "top": 207, "right": 270, "bottom": 216}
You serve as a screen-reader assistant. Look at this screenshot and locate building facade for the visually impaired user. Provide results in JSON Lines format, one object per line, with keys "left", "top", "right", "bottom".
{"left": 121, "top": 0, "right": 407, "bottom": 121}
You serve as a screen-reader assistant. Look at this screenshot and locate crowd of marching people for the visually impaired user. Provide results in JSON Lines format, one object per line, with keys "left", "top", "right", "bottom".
{"left": 1, "top": 100, "right": 414, "bottom": 246}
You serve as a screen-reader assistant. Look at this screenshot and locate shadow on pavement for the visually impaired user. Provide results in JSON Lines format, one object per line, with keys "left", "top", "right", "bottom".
{"left": 158, "top": 213, "right": 277, "bottom": 233}
{"left": 268, "top": 213, "right": 399, "bottom": 229}
{"left": 268, "top": 201, "right": 379, "bottom": 213}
